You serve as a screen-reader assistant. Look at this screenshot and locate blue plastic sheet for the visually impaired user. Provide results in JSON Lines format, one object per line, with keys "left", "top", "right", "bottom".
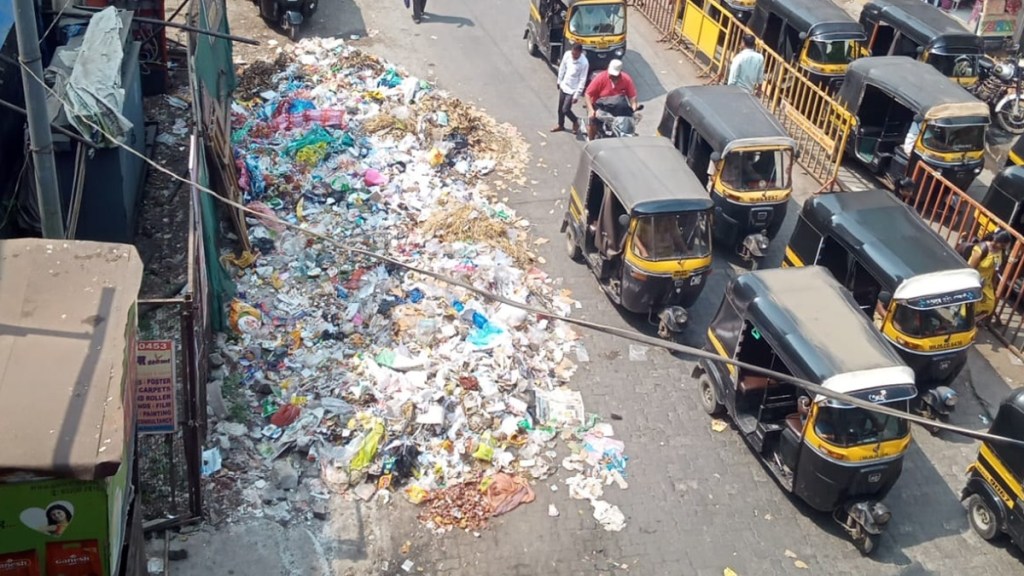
{"left": 288, "top": 98, "right": 317, "bottom": 114}
{"left": 244, "top": 155, "right": 267, "bottom": 200}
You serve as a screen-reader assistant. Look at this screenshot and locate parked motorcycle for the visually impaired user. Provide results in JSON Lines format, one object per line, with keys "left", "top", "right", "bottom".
{"left": 973, "top": 49, "right": 1024, "bottom": 135}
{"left": 255, "top": 0, "right": 317, "bottom": 41}
{"left": 592, "top": 95, "right": 644, "bottom": 139}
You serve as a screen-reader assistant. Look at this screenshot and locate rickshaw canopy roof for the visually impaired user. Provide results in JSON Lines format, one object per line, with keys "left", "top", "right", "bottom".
{"left": 563, "top": 0, "right": 625, "bottom": 6}
{"left": 663, "top": 85, "right": 796, "bottom": 155}
{"left": 800, "top": 189, "right": 979, "bottom": 292}
{"left": 861, "top": 0, "right": 981, "bottom": 49}
{"left": 581, "top": 137, "right": 714, "bottom": 214}
{"left": 987, "top": 388, "right": 1024, "bottom": 480}
{"left": 757, "top": 0, "right": 865, "bottom": 38}
{"left": 991, "top": 166, "right": 1024, "bottom": 203}
{"left": 0, "top": 239, "right": 143, "bottom": 480}
{"left": 838, "top": 56, "right": 989, "bottom": 120}
{"left": 725, "top": 267, "right": 915, "bottom": 396}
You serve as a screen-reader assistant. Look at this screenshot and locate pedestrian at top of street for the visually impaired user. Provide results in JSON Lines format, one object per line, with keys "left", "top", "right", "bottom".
{"left": 728, "top": 34, "right": 765, "bottom": 95}
{"left": 553, "top": 43, "right": 590, "bottom": 135}
{"left": 967, "top": 230, "right": 1013, "bottom": 325}
{"left": 407, "top": 0, "right": 428, "bottom": 24}
{"left": 584, "top": 59, "right": 637, "bottom": 141}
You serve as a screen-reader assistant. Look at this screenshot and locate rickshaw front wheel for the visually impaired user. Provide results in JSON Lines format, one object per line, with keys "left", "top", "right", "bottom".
{"left": 565, "top": 230, "right": 582, "bottom": 262}
{"left": 526, "top": 32, "right": 540, "bottom": 58}
{"left": 966, "top": 494, "right": 999, "bottom": 540}
{"left": 699, "top": 374, "right": 724, "bottom": 416}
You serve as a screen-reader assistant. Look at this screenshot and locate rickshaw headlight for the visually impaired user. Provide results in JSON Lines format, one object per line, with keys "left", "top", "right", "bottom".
{"left": 615, "top": 48, "right": 624, "bottom": 57}
{"left": 974, "top": 167, "right": 982, "bottom": 174}
{"left": 870, "top": 503, "right": 892, "bottom": 525}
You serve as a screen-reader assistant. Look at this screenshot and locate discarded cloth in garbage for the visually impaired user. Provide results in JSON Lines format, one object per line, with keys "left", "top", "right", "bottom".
{"left": 483, "top": 473, "right": 535, "bottom": 517}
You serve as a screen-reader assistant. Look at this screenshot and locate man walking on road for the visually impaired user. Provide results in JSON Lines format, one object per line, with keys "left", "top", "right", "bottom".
{"left": 728, "top": 34, "right": 765, "bottom": 95}
{"left": 553, "top": 43, "right": 589, "bottom": 135}
{"left": 411, "top": 0, "right": 427, "bottom": 24}
{"left": 584, "top": 59, "right": 637, "bottom": 141}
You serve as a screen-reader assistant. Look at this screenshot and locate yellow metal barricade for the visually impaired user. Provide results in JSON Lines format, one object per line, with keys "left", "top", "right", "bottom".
{"left": 906, "top": 162, "right": 1024, "bottom": 358}
{"left": 662, "top": 0, "right": 854, "bottom": 187}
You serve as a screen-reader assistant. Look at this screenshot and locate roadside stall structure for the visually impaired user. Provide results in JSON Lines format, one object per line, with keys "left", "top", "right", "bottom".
{"left": 0, "top": 239, "right": 145, "bottom": 576}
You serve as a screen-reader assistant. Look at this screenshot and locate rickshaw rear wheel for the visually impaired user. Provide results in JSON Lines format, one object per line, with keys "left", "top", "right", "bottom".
{"left": 526, "top": 32, "right": 540, "bottom": 57}
{"left": 565, "top": 230, "right": 582, "bottom": 262}
{"left": 698, "top": 374, "right": 724, "bottom": 416}
{"left": 854, "top": 532, "right": 878, "bottom": 555}
{"left": 966, "top": 494, "right": 999, "bottom": 540}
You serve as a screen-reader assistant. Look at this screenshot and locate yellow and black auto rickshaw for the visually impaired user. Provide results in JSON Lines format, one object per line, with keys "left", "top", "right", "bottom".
{"left": 562, "top": 137, "right": 714, "bottom": 335}
{"left": 748, "top": 0, "right": 866, "bottom": 92}
{"left": 962, "top": 388, "right": 1024, "bottom": 552}
{"left": 971, "top": 166, "right": 1024, "bottom": 239}
{"left": 525, "top": 0, "right": 626, "bottom": 74}
{"left": 836, "top": 56, "right": 990, "bottom": 193}
{"left": 782, "top": 189, "right": 983, "bottom": 421}
{"left": 656, "top": 85, "right": 796, "bottom": 266}
{"left": 695, "top": 266, "right": 917, "bottom": 554}
{"left": 859, "top": 0, "right": 984, "bottom": 87}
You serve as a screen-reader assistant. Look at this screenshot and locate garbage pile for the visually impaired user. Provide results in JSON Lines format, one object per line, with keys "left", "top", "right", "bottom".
{"left": 206, "top": 38, "right": 628, "bottom": 533}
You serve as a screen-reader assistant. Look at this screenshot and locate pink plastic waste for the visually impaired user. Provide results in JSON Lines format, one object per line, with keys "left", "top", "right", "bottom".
{"left": 364, "top": 169, "right": 388, "bottom": 187}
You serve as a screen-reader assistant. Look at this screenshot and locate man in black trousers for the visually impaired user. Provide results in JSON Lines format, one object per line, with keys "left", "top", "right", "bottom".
{"left": 412, "top": 0, "right": 427, "bottom": 23}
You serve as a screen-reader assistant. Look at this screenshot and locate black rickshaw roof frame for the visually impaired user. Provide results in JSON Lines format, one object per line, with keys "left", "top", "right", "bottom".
{"left": 663, "top": 85, "right": 797, "bottom": 156}
{"left": 861, "top": 0, "right": 984, "bottom": 51}
{"left": 991, "top": 166, "right": 1024, "bottom": 204}
{"left": 837, "top": 56, "right": 990, "bottom": 120}
{"left": 581, "top": 137, "right": 714, "bottom": 214}
{"left": 799, "top": 189, "right": 983, "bottom": 294}
{"left": 756, "top": 0, "right": 865, "bottom": 38}
{"left": 719, "top": 266, "right": 918, "bottom": 407}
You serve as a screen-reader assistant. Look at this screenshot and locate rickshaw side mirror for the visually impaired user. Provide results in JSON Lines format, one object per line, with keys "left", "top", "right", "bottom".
{"left": 793, "top": 148, "right": 801, "bottom": 160}
{"left": 710, "top": 152, "right": 722, "bottom": 162}
{"left": 916, "top": 46, "right": 925, "bottom": 55}
{"left": 913, "top": 114, "right": 924, "bottom": 123}
{"left": 560, "top": 9, "right": 567, "bottom": 18}
{"left": 798, "top": 32, "right": 807, "bottom": 41}
{"left": 618, "top": 214, "right": 630, "bottom": 227}
{"left": 878, "top": 291, "right": 893, "bottom": 307}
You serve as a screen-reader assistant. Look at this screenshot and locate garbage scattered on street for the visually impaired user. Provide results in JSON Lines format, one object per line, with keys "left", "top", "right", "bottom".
{"left": 711, "top": 419, "right": 729, "bottom": 433}
{"left": 201, "top": 37, "right": 628, "bottom": 533}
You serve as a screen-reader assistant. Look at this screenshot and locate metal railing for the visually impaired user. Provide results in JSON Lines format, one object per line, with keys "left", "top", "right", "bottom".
{"left": 633, "top": 0, "right": 855, "bottom": 187}
{"left": 907, "top": 162, "right": 1024, "bottom": 357}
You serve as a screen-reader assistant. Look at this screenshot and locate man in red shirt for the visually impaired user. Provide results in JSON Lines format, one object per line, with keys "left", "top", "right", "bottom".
{"left": 584, "top": 59, "right": 638, "bottom": 140}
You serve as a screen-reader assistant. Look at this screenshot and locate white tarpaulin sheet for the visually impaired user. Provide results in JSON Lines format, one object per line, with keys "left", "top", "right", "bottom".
{"left": 65, "top": 7, "right": 133, "bottom": 146}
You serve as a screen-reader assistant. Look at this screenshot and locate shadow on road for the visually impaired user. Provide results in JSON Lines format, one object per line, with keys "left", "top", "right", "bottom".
{"left": 308, "top": 0, "right": 367, "bottom": 40}
{"left": 419, "top": 11, "right": 475, "bottom": 28}
{"left": 623, "top": 48, "right": 667, "bottom": 102}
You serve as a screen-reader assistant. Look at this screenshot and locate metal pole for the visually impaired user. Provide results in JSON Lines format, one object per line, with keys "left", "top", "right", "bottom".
{"left": 13, "top": 0, "right": 65, "bottom": 238}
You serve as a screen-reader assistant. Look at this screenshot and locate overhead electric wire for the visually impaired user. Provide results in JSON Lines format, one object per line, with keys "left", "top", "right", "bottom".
{"left": 16, "top": 54, "right": 1024, "bottom": 449}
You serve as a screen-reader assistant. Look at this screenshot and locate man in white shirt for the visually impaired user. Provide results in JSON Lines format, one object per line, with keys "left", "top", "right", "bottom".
{"left": 553, "top": 43, "right": 590, "bottom": 135}
{"left": 903, "top": 118, "right": 922, "bottom": 156}
{"left": 727, "top": 34, "right": 765, "bottom": 95}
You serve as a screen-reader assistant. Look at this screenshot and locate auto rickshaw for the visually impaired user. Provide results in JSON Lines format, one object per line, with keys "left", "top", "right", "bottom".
{"left": 836, "top": 56, "right": 990, "bottom": 193}
{"left": 860, "top": 0, "right": 984, "bottom": 87}
{"left": 562, "top": 137, "right": 714, "bottom": 335}
{"left": 1005, "top": 135, "right": 1024, "bottom": 168}
{"left": 748, "top": 0, "right": 866, "bottom": 92}
{"left": 782, "top": 190, "right": 983, "bottom": 421}
{"left": 962, "top": 388, "right": 1024, "bottom": 551}
{"left": 972, "top": 166, "right": 1024, "bottom": 239}
{"left": 656, "top": 85, "right": 796, "bottom": 265}
{"left": 695, "top": 266, "right": 917, "bottom": 554}
{"left": 525, "top": 0, "right": 627, "bottom": 75}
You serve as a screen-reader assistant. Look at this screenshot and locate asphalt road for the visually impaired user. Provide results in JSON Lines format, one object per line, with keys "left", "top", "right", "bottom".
{"left": 213, "top": 1, "right": 1024, "bottom": 574}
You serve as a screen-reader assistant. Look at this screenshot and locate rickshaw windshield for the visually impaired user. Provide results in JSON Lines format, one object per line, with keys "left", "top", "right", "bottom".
{"left": 891, "top": 302, "right": 975, "bottom": 338}
{"left": 929, "top": 52, "right": 979, "bottom": 78}
{"left": 814, "top": 401, "right": 909, "bottom": 448}
{"left": 720, "top": 149, "right": 792, "bottom": 191}
{"left": 806, "top": 40, "right": 857, "bottom": 65}
{"left": 568, "top": 3, "right": 625, "bottom": 36}
{"left": 632, "top": 212, "right": 712, "bottom": 261}
{"left": 921, "top": 123, "right": 985, "bottom": 153}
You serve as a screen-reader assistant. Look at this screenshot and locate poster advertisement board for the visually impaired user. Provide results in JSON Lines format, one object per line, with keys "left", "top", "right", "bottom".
{"left": 135, "top": 340, "right": 177, "bottom": 434}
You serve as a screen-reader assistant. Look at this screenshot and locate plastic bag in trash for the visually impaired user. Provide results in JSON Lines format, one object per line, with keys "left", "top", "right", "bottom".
{"left": 201, "top": 447, "right": 222, "bottom": 477}
{"left": 382, "top": 441, "right": 420, "bottom": 481}
{"left": 349, "top": 419, "right": 386, "bottom": 471}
